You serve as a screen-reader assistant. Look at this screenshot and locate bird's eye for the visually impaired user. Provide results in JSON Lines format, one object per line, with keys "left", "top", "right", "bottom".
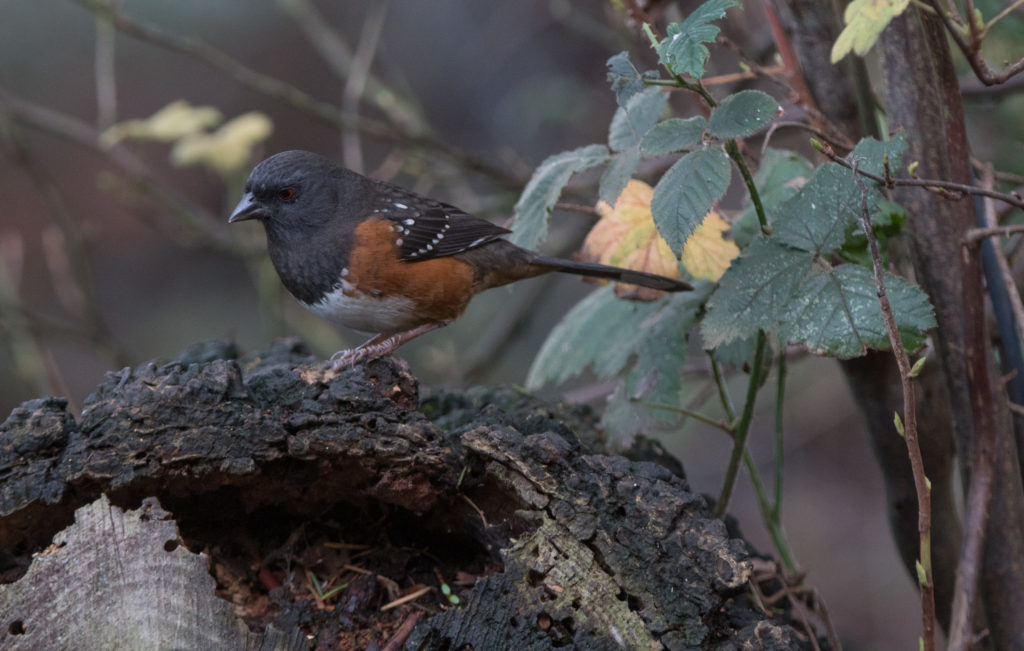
{"left": 278, "top": 188, "right": 296, "bottom": 201}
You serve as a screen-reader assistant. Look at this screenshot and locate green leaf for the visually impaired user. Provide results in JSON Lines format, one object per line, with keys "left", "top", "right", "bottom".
{"left": 607, "top": 52, "right": 658, "bottom": 107}
{"left": 510, "top": 144, "right": 610, "bottom": 250}
{"left": 627, "top": 284, "right": 713, "bottom": 404}
{"left": 849, "top": 132, "right": 908, "bottom": 175}
{"left": 707, "top": 90, "right": 780, "bottom": 139}
{"left": 655, "top": 0, "right": 740, "bottom": 79}
{"left": 831, "top": 0, "right": 911, "bottom": 63}
{"left": 782, "top": 264, "right": 935, "bottom": 358}
{"left": 526, "top": 285, "right": 663, "bottom": 388}
{"left": 772, "top": 134, "right": 908, "bottom": 255}
{"left": 701, "top": 238, "right": 812, "bottom": 349}
{"left": 651, "top": 147, "right": 732, "bottom": 255}
{"left": 640, "top": 117, "right": 707, "bottom": 156}
{"left": 733, "top": 148, "right": 814, "bottom": 247}
{"left": 609, "top": 87, "right": 668, "bottom": 151}
{"left": 599, "top": 146, "right": 642, "bottom": 205}
{"left": 772, "top": 163, "right": 878, "bottom": 254}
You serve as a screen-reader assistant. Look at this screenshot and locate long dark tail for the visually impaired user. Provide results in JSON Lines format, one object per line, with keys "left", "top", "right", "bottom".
{"left": 531, "top": 255, "right": 692, "bottom": 292}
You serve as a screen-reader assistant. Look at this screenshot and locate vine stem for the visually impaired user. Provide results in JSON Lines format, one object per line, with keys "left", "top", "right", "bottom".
{"left": 851, "top": 159, "right": 935, "bottom": 651}
{"left": 714, "top": 330, "right": 768, "bottom": 519}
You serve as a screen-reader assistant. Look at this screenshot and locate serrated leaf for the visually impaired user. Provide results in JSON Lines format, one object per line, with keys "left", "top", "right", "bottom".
{"left": 772, "top": 163, "right": 877, "bottom": 254}
{"left": 627, "top": 285, "right": 711, "bottom": 401}
{"left": 734, "top": 148, "right": 814, "bottom": 247}
{"left": 831, "top": 0, "right": 912, "bottom": 63}
{"left": 599, "top": 146, "right": 642, "bottom": 205}
{"left": 641, "top": 117, "right": 708, "bottom": 156}
{"left": 702, "top": 238, "right": 812, "bottom": 348}
{"left": 773, "top": 134, "right": 907, "bottom": 255}
{"left": 783, "top": 264, "right": 935, "bottom": 358}
{"left": 680, "top": 209, "right": 739, "bottom": 281}
{"left": 609, "top": 87, "right": 668, "bottom": 152}
{"left": 651, "top": 148, "right": 732, "bottom": 255}
{"left": 656, "top": 0, "right": 740, "bottom": 79}
{"left": 510, "top": 144, "right": 610, "bottom": 250}
{"left": 607, "top": 52, "right": 659, "bottom": 107}
{"left": 849, "top": 132, "right": 907, "bottom": 176}
{"left": 707, "top": 90, "right": 781, "bottom": 139}
{"left": 526, "top": 285, "right": 664, "bottom": 388}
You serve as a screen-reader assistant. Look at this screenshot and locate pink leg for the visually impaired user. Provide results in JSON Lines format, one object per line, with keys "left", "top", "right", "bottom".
{"left": 328, "top": 323, "right": 445, "bottom": 371}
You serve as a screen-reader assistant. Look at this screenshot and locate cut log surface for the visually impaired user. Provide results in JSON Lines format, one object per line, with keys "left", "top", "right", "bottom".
{"left": 0, "top": 339, "right": 805, "bottom": 650}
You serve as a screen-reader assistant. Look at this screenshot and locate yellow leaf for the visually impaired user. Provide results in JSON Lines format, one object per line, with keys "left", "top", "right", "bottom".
{"left": 680, "top": 210, "right": 739, "bottom": 281}
{"left": 830, "top": 0, "right": 911, "bottom": 63}
{"left": 171, "top": 112, "right": 274, "bottom": 176}
{"left": 100, "top": 100, "right": 223, "bottom": 147}
{"left": 583, "top": 179, "right": 682, "bottom": 300}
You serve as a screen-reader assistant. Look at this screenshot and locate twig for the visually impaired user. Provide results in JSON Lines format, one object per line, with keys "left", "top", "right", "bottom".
{"left": 276, "top": 0, "right": 427, "bottom": 133}
{"left": 820, "top": 141, "right": 1024, "bottom": 211}
{"left": 924, "top": 0, "right": 1024, "bottom": 85}
{"left": 380, "top": 585, "right": 433, "bottom": 611}
{"left": 381, "top": 610, "right": 425, "bottom": 651}
{"left": 0, "top": 89, "right": 246, "bottom": 254}
{"left": 93, "top": 0, "right": 118, "bottom": 130}
{"left": 965, "top": 223, "right": 1024, "bottom": 243}
{"left": 851, "top": 158, "right": 935, "bottom": 651}
{"left": 341, "top": 3, "right": 389, "bottom": 173}
{"left": 69, "top": 0, "right": 523, "bottom": 189}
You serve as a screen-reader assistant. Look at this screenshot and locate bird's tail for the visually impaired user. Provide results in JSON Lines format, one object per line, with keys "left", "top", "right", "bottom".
{"left": 530, "top": 256, "right": 692, "bottom": 292}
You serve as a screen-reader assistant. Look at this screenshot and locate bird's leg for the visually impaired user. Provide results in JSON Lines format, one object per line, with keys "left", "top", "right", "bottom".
{"left": 328, "top": 322, "right": 445, "bottom": 370}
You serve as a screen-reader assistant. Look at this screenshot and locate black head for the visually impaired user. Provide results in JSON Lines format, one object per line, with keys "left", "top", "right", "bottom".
{"left": 229, "top": 150, "right": 358, "bottom": 234}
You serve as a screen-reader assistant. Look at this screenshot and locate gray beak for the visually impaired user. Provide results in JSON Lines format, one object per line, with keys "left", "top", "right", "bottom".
{"left": 228, "top": 192, "right": 266, "bottom": 223}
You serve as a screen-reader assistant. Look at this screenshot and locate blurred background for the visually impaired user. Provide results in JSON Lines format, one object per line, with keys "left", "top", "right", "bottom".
{"left": 3, "top": 0, "right": 1021, "bottom": 647}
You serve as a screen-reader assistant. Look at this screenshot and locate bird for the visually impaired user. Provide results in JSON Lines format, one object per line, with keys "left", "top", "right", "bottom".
{"left": 229, "top": 150, "right": 692, "bottom": 370}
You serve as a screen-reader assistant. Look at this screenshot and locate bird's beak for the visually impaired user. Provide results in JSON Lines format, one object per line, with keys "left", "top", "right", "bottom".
{"left": 228, "top": 192, "right": 266, "bottom": 223}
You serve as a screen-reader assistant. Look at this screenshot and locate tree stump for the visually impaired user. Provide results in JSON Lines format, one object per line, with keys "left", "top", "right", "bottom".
{"left": 0, "top": 339, "right": 806, "bottom": 649}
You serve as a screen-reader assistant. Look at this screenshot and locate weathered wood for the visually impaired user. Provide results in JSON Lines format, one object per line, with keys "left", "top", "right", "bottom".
{"left": 0, "top": 495, "right": 306, "bottom": 650}
{"left": 0, "top": 339, "right": 806, "bottom": 649}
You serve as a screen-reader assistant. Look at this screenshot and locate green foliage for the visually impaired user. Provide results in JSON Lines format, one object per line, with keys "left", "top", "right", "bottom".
{"left": 652, "top": 0, "right": 740, "bottom": 78}
{"left": 640, "top": 117, "right": 707, "bottom": 156}
{"left": 702, "top": 134, "right": 934, "bottom": 358}
{"left": 514, "top": 0, "right": 935, "bottom": 436}
{"left": 707, "top": 90, "right": 780, "bottom": 139}
{"left": 651, "top": 148, "right": 732, "bottom": 255}
{"left": 606, "top": 52, "right": 657, "bottom": 107}
{"left": 510, "top": 144, "right": 609, "bottom": 250}
{"left": 526, "top": 285, "right": 666, "bottom": 387}
{"left": 601, "top": 88, "right": 668, "bottom": 203}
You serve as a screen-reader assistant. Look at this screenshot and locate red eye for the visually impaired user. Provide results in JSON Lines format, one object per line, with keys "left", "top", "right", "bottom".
{"left": 278, "top": 188, "right": 296, "bottom": 201}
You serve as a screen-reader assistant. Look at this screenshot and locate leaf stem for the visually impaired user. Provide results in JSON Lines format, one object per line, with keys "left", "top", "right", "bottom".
{"left": 726, "top": 140, "right": 770, "bottom": 235}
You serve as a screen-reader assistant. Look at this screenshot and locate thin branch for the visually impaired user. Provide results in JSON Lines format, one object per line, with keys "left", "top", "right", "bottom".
{"left": 965, "top": 223, "right": 1024, "bottom": 243}
{"left": 93, "top": 0, "right": 119, "bottom": 130}
{"left": 69, "top": 0, "right": 523, "bottom": 189}
{"left": 820, "top": 140, "right": 1024, "bottom": 210}
{"left": 715, "top": 330, "right": 768, "bottom": 518}
{"left": 276, "top": 0, "right": 427, "bottom": 133}
{"left": 924, "top": 0, "right": 1024, "bottom": 85}
{"left": 341, "top": 2, "right": 389, "bottom": 173}
{"left": 0, "top": 88, "right": 245, "bottom": 254}
{"left": 851, "top": 159, "right": 935, "bottom": 651}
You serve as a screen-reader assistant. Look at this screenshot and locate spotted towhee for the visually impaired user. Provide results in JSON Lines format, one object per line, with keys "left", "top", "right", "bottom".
{"left": 229, "top": 150, "right": 691, "bottom": 369}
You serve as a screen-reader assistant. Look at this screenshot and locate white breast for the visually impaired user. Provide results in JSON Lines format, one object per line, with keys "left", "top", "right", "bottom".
{"left": 301, "top": 286, "right": 421, "bottom": 335}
